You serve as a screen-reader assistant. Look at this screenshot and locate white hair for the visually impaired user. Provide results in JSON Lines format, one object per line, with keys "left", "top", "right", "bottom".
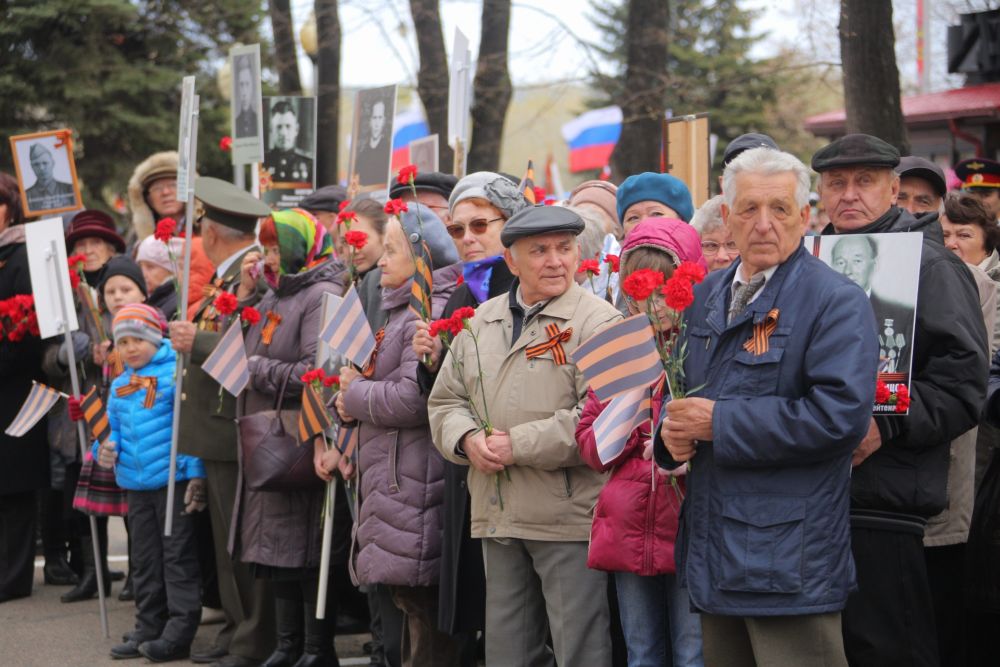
{"left": 690, "top": 194, "right": 725, "bottom": 235}
{"left": 564, "top": 205, "right": 606, "bottom": 260}
{"left": 203, "top": 217, "right": 255, "bottom": 242}
{"left": 722, "top": 147, "right": 811, "bottom": 210}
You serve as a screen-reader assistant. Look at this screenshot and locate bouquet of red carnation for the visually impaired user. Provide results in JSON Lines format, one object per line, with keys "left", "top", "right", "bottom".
{"left": 0, "top": 294, "right": 40, "bottom": 342}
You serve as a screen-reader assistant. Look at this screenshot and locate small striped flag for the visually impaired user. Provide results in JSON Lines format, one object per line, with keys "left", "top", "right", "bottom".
{"left": 571, "top": 314, "right": 663, "bottom": 401}
{"left": 593, "top": 387, "right": 652, "bottom": 465}
{"left": 519, "top": 160, "right": 537, "bottom": 204}
{"left": 80, "top": 385, "right": 111, "bottom": 445}
{"left": 202, "top": 321, "right": 250, "bottom": 396}
{"left": 298, "top": 382, "right": 333, "bottom": 444}
{"left": 319, "top": 286, "right": 376, "bottom": 368}
{"left": 5, "top": 381, "right": 61, "bottom": 437}
{"left": 409, "top": 241, "right": 433, "bottom": 322}
{"left": 335, "top": 424, "right": 357, "bottom": 460}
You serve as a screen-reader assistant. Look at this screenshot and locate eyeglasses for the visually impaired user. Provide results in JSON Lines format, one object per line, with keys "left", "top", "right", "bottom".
{"left": 149, "top": 180, "right": 177, "bottom": 195}
{"left": 701, "top": 241, "right": 739, "bottom": 256}
{"left": 446, "top": 217, "right": 503, "bottom": 240}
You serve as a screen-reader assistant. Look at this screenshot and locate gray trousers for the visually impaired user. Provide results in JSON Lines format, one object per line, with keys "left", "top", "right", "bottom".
{"left": 701, "top": 611, "right": 847, "bottom": 667}
{"left": 127, "top": 483, "right": 201, "bottom": 645}
{"left": 484, "top": 538, "right": 611, "bottom": 667}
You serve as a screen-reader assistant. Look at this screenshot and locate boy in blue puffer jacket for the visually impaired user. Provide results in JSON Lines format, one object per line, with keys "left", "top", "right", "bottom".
{"left": 93, "top": 303, "right": 206, "bottom": 662}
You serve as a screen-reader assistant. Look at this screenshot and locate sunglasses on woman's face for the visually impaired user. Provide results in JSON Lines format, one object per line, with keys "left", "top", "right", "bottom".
{"left": 446, "top": 217, "right": 504, "bottom": 240}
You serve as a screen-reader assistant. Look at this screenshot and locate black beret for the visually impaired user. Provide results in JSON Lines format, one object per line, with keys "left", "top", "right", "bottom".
{"left": 500, "top": 205, "right": 585, "bottom": 248}
{"left": 300, "top": 185, "right": 349, "bottom": 212}
{"left": 896, "top": 156, "right": 946, "bottom": 197}
{"left": 723, "top": 133, "right": 779, "bottom": 166}
{"left": 811, "top": 134, "right": 900, "bottom": 172}
{"left": 388, "top": 171, "right": 459, "bottom": 200}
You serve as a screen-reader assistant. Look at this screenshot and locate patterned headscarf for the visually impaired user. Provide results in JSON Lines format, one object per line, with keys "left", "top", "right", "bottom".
{"left": 264, "top": 208, "right": 333, "bottom": 287}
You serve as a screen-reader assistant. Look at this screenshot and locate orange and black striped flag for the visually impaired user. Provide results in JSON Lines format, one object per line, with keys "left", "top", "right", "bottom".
{"left": 298, "top": 382, "right": 333, "bottom": 444}
{"left": 335, "top": 424, "right": 358, "bottom": 461}
{"left": 409, "top": 241, "right": 433, "bottom": 323}
{"left": 5, "top": 381, "right": 61, "bottom": 437}
{"left": 519, "top": 160, "right": 537, "bottom": 204}
{"left": 80, "top": 385, "right": 111, "bottom": 445}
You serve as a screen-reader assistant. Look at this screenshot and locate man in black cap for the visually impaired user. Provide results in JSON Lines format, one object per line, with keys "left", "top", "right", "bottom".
{"left": 388, "top": 171, "right": 458, "bottom": 225}
{"left": 896, "top": 156, "right": 947, "bottom": 216}
{"left": 168, "top": 177, "right": 275, "bottom": 667}
{"left": 429, "top": 205, "right": 621, "bottom": 667}
{"left": 956, "top": 157, "right": 1000, "bottom": 222}
{"left": 814, "top": 134, "right": 989, "bottom": 667}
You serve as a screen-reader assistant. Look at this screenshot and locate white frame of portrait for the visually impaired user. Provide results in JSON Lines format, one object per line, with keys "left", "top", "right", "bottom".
{"left": 9, "top": 129, "right": 83, "bottom": 218}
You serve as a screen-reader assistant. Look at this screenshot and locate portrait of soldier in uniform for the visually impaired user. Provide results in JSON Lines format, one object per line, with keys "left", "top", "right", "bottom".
{"left": 263, "top": 98, "right": 314, "bottom": 186}
{"left": 11, "top": 131, "right": 82, "bottom": 215}
{"left": 234, "top": 54, "right": 259, "bottom": 139}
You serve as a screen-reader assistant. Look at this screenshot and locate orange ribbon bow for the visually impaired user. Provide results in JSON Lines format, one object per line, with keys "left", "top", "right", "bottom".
{"left": 526, "top": 324, "right": 573, "bottom": 365}
{"left": 116, "top": 375, "right": 158, "bottom": 408}
{"left": 53, "top": 129, "right": 72, "bottom": 150}
{"left": 261, "top": 311, "right": 282, "bottom": 345}
{"left": 362, "top": 328, "right": 386, "bottom": 378}
{"left": 743, "top": 309, "right": 780, "bottom": 355}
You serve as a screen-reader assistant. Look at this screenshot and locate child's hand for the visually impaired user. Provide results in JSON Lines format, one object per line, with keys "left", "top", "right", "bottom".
{"left": 183, "top": 478, "right": 207, "bottom": 514}
{"left": 97, "top": 440, "right": 117, "bottom": 469}
{"left": 93, "top": 340, "right": 112, "bottom": 366}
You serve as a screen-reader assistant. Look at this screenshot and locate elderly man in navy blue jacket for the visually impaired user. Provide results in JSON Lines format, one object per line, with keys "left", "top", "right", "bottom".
{"left": 655, "top": 147, "right": 879, "bottom": 666}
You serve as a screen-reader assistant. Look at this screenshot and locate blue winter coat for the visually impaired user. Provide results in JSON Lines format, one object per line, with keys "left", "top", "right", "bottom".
{"left": 654, "top": 246, "right": 879, "bottom": 616}
{"left": 92, "top": 340, "right": 205, "bottom": 491}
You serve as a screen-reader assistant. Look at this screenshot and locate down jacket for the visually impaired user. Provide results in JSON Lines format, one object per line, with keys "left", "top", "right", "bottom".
{"left": 343, "top": 280, "right": 445, "bottom": 587}
{"left": 94, "top": 339, "right": 204, "bottom": 490}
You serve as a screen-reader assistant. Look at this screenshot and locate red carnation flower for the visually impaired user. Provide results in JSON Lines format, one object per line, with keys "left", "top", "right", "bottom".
{"left": 67, "top": 253, "right": 87, "bottom": 270}
{"left": 337, "top": 211, "right": 357, "bottom": 226}
{"left": 577, "top": 258, "right": 601, "bottom": 276}
{"left": 661, "top": 275, "right": 695, "bottom": 311}
{"left": 453, "top": 306, "right": 476, "bottom": 322}
{"left": 673, "top": 261, "right": 706, "bottom": 285}
{"left": 241, "top": 306, "right": 262, "bottom": 326}
{"left": 213, "top": 291, "right": 238, "bottom": 316}
{"left": 384, "top": 198, "right": 408, "bottom": 217}
{"left": 69, "top": 269, "right": 81, "bottom": 289}
{"left": 338, "top": 200, "right": 351, "bottom": 212}
{"left": 219, "top": 136, "right": 233, "bottom": 151}
{"left": 323, "top": 375, "right": 340, "bottom": 389}
{"left": 456, "top": 274, "right": 464, "bottom": 286}
{"left": 874, "top": 380, "right": 891, "bottom": 405}
{"left": 894, "top": 384, "right": 911, "bottom": 413}
{"left": 621, "top": 269, "right": 665, "bottom": 302}
{"left": 154, "top": 217, "right": 178, "bottom": 242}
{"left": 344, "top": 230, "right": 368, "bottom": 251}
{"left": 397, "top": 164, "right": 418, "bottom": 186}
{"left": 604, "top": 254, "right": 620, "bottom": 273}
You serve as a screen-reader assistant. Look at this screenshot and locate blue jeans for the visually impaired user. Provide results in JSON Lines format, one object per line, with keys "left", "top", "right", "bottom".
{"left": 615, "top": 571, "right": 704, "bottom": 667}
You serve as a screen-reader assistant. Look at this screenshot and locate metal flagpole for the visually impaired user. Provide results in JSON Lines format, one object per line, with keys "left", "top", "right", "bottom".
{"left": 48, "top": 239, "right": 109, "bottom": 638}
{"left": 315, "top": 432, "right": 337, "bottom": 619}
{"left": 165, "top": 96, "right": 200, "bottom": 536}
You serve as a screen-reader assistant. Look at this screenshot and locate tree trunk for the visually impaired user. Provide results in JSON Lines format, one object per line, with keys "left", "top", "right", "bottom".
{"left": 315, "top": 0, "right": 341, "bottom": 186}
{"left": 609, "top": 0, "right": 670, "bottom": 182}
{"left": 467, "top": 0, "right": 512, "bottom": 173}
{"left": 269, "top": 0, "right": 302, "bottom": 95}
{"left": 409, "top": 0, "right": 454, "bottom": 170}
{"left": 839, "top": 0, "right": 909, "bottom": 154}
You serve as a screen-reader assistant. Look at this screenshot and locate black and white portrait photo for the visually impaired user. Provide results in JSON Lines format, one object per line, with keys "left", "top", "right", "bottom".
{"left": 234, "top": 55, "right": 258, "bottom": 139}
{"left": 409, "top": 134, "right": 439, "bottom": 175}
{"left": 350, "top": 85, "right": 397, "bottom": 191}
{"left": 229, "top": 43, "right": 264, "bottom": 165}
{"left": 263, "top": 96, "right": 315, "bottom": 187}
{"left": 10, "top": 129, "right": 82, "bottom": 217}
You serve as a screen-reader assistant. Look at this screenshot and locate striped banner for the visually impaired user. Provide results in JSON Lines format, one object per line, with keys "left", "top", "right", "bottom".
{"left": 80, "top": 385, "right": 111, "bottom": 445}
{"left": 5, "top": 381, "right": 61, "bottom": 437}
{"left": 594, "top": 386, "right": 652, "bottom": 465}
{"left": 335, "top": 424, "right": 357, "bottom": 460}
{"left": 298, "top": 382, "right": 333, "bottom": 444}
{"left": 319, "top": 286, "right": 376, "bottom": 368}
{"left": 409, "top": 241, "right": 433, "bottom": 322}
{"left": 202, "top": 321, "right": 250, "bottom": 396}
{"left": 519, "top": 160, "right": 537, "bottom": 204}
{"left": 571, "top": 314, "right": 663, "bottom": 401}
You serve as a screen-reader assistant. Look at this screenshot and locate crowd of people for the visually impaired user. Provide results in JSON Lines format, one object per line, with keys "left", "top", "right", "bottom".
{"left": 1, "top": 131, "right": 1000, "bottom": 667}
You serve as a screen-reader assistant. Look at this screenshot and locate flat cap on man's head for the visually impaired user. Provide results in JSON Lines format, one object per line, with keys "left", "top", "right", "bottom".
{"left": 388, "top": 171, "right": 459, "bottom": 201}
{"left": 500, "top": 205, "right": 585, "bottom": 248}
{"left": 723, "top": 133, "right": 779, "bottom": 166}
{"left": 195, "top": 176, "right": 271, "bottom": 232}
{"left": 299, "top": 185, "right": 349, "bottom": 213}
{"left": 811, "top": 134, "right": 900, "bottom": 172}
{"left": 896, "top": 156, "right": 946, "bottom": 197}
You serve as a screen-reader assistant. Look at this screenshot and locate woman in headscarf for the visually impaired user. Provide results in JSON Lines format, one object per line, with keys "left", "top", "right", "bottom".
{"left": 232, "top": 209, "right": 346, "bottom": 667}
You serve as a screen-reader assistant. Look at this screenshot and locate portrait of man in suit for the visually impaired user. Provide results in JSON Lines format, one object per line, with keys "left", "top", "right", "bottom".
{"left": 351, "top": 86, "right": 396, "bottom": 190}
{"left": 234, "top": 55, "right": 258, "bottom": 139}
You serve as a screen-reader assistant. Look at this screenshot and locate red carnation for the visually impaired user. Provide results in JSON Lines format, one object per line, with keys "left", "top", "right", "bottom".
{"left": 384, "top": 198, "right": 408, "bottom": 217}
{"left": 344, "top": 230, "right": 368, "bottom": 251}
{"left": 532, "top": 186, "right": 547, "bottom": 204}
{"left": 323, "top": 375, "right": 340, "bottom": 390}
{"left": 429, "top": 318, "right": 452, "bottom": 338}
{"left": 397, "top": 164, "right": 418, "bottom": 186}
{"left": 874, "top": 380, "right": 891, "bottom": 405}
{"left": 673, "top": 261, "right": 706, "bottom": 285}
{"left": 69, "top": 269, "right": 81, "bottom": 289}
{"left": 661, "top": 275, "right": 695, "bottom": 311}
{"left": 219, "top": 136, "right": 233, "bottom": 151}
{"left": 154, "top": 217, "right": 178, "bottom": 242}
{"left": 338, "top": 200, "right": 351, "bottom": 212}
{"left": 894, "top": 384, "right": 911, "bottom": 413}
{"left": 604, "top": 254, "right": 620, "bottom": 273}
{"left": 241, "top": 306, "right": 262, "bottom": 326}
{"left": 67, "top": 253, "right": 87, "bottom": 270}
{"left": 337, "top": 211, "right": 357, "bottom": 226}
{"left": 621, "top": 269, "right": 665, "bottom": 301}
{"left": 456, "top": 274, "right": 464, "bottom": 286}
{"left": 453, "top": 306, "right": 476, "bottom": 322}
{"left": 213, "top": 291, "right": 238, "bottom": 316}
{"left": 577, "top": 259, "right": 601, "bottom": 276}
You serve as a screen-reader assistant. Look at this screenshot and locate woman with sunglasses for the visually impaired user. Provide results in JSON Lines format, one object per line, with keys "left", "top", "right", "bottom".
{"left": 411, "top": 171, "right": 530, "bottom": 663}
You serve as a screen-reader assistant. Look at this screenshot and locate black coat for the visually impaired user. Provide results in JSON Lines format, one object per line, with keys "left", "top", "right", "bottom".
{"left": 418, "top": 260, "right": 515, "bottom": 635}
{"left": 0, "top": 235, "right": 49, "bottom": 495}
{"left": 147, "top": 280, "right": 178, "bottom": 322}
{"left": 829, "top": 206, "right": 989, "bottom": 527}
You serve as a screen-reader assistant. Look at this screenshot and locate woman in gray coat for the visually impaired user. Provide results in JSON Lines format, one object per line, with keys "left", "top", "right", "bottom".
{"left": 335, "top": 204, "right": 460, "bottom": 666}
{"left": 233, "top": 209, "right": 345, "bottom": 667}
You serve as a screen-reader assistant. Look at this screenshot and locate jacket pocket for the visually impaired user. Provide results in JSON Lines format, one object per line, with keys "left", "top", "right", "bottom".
{"left": 723, "top": 347, "right": 784, "bottom": 397}
{"left": 717, "top": 495, "right": 806, "bottom": 594}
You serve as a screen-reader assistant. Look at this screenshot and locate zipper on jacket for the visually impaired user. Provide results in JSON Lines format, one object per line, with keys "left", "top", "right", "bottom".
{"left": 645, "top": 457, "right": 656, "bottom": 573}
{"left": 563, "top": 469, "right": 572, "bottom": 497}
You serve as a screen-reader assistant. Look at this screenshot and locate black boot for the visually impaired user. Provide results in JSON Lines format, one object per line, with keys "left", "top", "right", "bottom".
{"left": 61, "top": 526, "right": 111, "bottom": 603}
{"left": 261, "top": 591, "right": 304, "bottom": 667}
{"left": 299, "top": 590, "right": 338, "bottom": 667}
{"left": 44, "top": 553, "right": 79, "bottom": 586}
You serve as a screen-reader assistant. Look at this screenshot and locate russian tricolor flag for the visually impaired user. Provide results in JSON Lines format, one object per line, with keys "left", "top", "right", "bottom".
{"left": 561, "top": 106, "right": 622, "bottom": 173}
{"left": 391, "top": 104, "right": 430, "bottom": 172}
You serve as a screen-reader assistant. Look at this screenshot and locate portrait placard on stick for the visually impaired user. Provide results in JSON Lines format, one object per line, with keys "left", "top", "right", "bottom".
{"left": 10, "top": 129, "right": 82, "bottom": 218}
{"left": 448, "top": 28, "right": 472, "bottom": 177}
{"left": 230, "top": 44, "right": 265, "bottom": 166}
{"left": 260, "top": 95, "right": 317, "bottom": 208}
{"left": 662, "top": 114, "right": 711, "bottom": 209}
{"left": 409, "top": 134, "right": 439, "bottom": 174}
{"left": 176, "top": 76, "right": 197, "bottom": 197}
{"left": 348, "top": 85, "right": 398, "bottom": 193}
{"left": 24, "top": 217, "right": 78, "bottom": 340}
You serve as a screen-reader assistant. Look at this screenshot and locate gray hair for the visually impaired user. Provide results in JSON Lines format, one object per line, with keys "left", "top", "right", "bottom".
{"left": 565, "top": 205, "right": 607, "bottom": 261}
{"left": 203, "top": 217, "right": 256, "bottom": 242}
{"left": 722, "top": 147, "right": 811, "bottom": 210}
{"left": 690, "top": 194, "right": 725, "bottom": 235}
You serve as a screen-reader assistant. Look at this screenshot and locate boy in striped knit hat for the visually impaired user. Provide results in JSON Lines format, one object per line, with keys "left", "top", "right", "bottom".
{"left": 95, "top": 303, "right": 207, "bottom": 662}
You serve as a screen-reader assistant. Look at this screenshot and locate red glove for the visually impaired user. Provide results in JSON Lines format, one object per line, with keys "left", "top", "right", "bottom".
{"left": 67, "top": 396, "right": 84, "bottom": 422}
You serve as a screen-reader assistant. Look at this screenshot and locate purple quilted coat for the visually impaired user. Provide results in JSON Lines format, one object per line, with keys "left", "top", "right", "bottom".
{"left": 342, "top": 279, "right": 445, "bottom": 586}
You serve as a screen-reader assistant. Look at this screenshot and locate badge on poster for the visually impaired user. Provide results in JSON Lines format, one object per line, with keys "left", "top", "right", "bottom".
{"left": 24, "top": 217, "right": 79, "bottom": 340}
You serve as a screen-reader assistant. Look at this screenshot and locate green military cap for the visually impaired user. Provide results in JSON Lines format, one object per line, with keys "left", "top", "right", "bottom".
{"left": 195, "top": 176, "right": 271, "bottom": 232}
{"left": 811, "top": 134, "right": 900, "bottom": 172}
{"left": 500, "top": 204, "right": 585, "bottom": 248}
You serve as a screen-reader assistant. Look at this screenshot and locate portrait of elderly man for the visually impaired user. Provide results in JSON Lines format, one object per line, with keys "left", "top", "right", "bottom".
{"left": 429, "top": 205, "right": 622, "bottom": 666}
{"left": 264, "top": 99, "right": 312, "bottom": 185}
{"left": 24, "top": 142, "right": 76, "bottom": 211}
{"left": 814, "top": 133, "right": 988, "bottom": 667}
{"left": 829, "top": 235, "right": 914, "bottom": 373}
{"left": 234, "top": 55, "right": 258, "bottom": 139}
{"left": 355, "top": 91, "right": 394, "bottom": 188}
{"left": 655, "top": 147, "right": 880, "bottom": 666}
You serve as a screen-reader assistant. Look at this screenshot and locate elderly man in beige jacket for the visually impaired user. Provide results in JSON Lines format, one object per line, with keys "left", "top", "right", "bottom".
{"left": 429, "top": 205, "right": 622, "bottom": 666}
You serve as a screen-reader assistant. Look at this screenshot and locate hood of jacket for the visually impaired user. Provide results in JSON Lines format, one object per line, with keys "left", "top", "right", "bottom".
{"left": 274, "top": 257, "right": 346, "bottom": 298}
{"left": 128, "top": 151, "right": 187, "bottom": 241}
{"left": 620, "top": 217, "right": 706, "bottom": 270}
